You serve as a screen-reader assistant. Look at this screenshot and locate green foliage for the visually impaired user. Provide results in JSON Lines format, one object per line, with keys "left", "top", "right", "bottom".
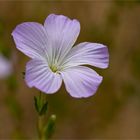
{"left": 34, "top": 96, "right": 40, "bottom": 113}
{"left": 45, "top": 114, "right": 56, "bottom": 139}
{"left": 34, "top": 93, "right": 48, "bottom": 116}
{"left": 39, "top": 102, "right": 48, "bottom": 116}
{"left": 35, "top": 93, "right": 56, "bottom": 139}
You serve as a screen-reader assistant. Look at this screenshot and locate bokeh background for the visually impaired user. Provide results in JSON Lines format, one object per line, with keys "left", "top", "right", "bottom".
{"left": 0, "top": 0, "right": 140, "bottom": 139}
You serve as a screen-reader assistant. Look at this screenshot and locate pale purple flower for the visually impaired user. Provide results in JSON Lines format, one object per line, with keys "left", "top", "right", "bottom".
{"left": 12, "top": 14, "right": 109, "bottom": 98}
{"left": 0, "top": 54, "right": 12, "bottom": 79}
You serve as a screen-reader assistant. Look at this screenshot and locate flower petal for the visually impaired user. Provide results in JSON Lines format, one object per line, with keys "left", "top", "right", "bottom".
{"left": 60, "top": 66, "right": 103, "bottom": 98}
{"left": 61, "top": 42, "right": 109, "bottom": 69}
{"left": 12, "top": 22, "right": 49, "bottom": 59}
{"left": 25, "top": 59, "right": 62, "bottom": 94}
{"left": 44, "top": 14, "right": 80, "bottom": 64}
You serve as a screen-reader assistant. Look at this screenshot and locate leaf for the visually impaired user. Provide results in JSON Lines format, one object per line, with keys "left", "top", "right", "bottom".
{"left": 45, "top": 114, "right": 56, "bottom": 139}
{"left": 34, "top": 94, "right": 48, "bottom": 116}
{"left": 39, "top": 101, "right": 48, "bottom": 116}
{"left": 34, "top": 96, "right": 40, "bottom": 113}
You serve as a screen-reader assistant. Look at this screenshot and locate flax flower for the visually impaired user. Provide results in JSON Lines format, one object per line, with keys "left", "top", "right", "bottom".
{"left": 12, "top": 14, "right": 109, "bottom": 98}
{"left": 0, "top": 54, "right": 12, "bottom": 79}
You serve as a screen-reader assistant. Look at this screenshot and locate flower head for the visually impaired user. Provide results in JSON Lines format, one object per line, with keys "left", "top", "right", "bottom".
{"left": 12, "top": 14, "right": 109, "bottom": 98}
{"left": 0, "top": 54, "right": 12, "bottom": 79}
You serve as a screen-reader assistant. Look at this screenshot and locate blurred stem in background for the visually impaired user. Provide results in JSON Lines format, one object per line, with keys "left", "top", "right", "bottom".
{"left": 34, "top": 92, "right": 56, "bottom": 140}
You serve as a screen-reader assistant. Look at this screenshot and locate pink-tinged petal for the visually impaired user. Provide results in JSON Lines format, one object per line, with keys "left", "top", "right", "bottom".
{"left": 12, "top": 22, "right": 49, "bottom": 59}
{"left": 25, "top": 59, "right": 62, "bottom": 94}
{"left": 60, "top": 66, "right": 103, "bottom": 98}
{"left": 62, "top": 42, "right": 109, "bottom": 69}
{"left": 44, "top": 14, "right": 80, "bottom": 63}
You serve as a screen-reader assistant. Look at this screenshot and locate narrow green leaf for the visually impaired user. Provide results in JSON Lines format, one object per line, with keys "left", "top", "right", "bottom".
{"left": 45, "top": 114, "right": 56, "bottom": 139}
{"left": 39, "top": 101, "right": 48, "bottom": 116}
{"left": 34, "top": 96, "right": 40, "bottom": 113}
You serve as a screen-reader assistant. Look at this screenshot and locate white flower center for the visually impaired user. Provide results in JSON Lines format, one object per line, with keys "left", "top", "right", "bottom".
{"left": 48, "top": 59, "right": 63, "bottom": 73}
{"left": 47, "top": 52, "right": 67, "bottom": 73}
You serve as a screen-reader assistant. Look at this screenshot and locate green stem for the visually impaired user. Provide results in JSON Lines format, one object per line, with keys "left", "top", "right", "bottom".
{"left": 38, "top": 115, "right": 45, "bottom": 140}
{"left": 37, "top": 93, "right": 47, "bottom": 140}
{"left": 35, "top": 92, "right": 56, "bottom": 140}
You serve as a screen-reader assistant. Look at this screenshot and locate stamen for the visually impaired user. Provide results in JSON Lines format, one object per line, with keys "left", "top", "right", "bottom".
{"left": 50, "top": 65, "right": 58, "bottom": 73}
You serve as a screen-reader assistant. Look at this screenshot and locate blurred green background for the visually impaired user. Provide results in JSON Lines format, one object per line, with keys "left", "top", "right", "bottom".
{"left": 0, "top": 0, "right": 140, "bottom": 139}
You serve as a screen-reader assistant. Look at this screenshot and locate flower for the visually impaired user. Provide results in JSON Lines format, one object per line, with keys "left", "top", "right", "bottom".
{"left": 0, "top": 54, "right": 12, "bottom": 79}
{"left": 12, "top": 14, "right": 109, "bottom": 98}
